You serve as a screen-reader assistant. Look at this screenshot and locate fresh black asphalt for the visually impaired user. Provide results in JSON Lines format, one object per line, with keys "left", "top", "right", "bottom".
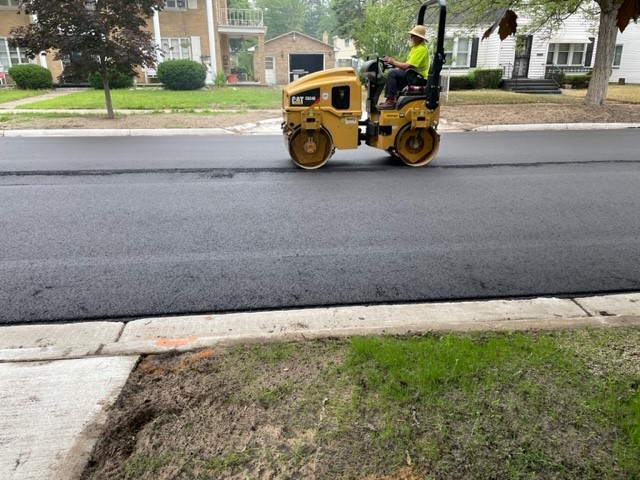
{"left": 1, "top": 130, "right": 639, "bottom": 323}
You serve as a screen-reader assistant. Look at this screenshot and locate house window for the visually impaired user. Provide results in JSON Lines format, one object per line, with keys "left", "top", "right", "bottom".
{"left": 265, "top": 56, "right": 274, "bottom": 70}
{"left": 0, "top": 0, "right": 20, "bottom": 7}
{"left": 344, "top": 39, "right": 350, "bottom": 47}
{"left": 161, "top": 38, "right": 191, "bottom": 60}
{"left": 546, "top": 43, "right": 585, "bottom": 66}
{"left": 0, "top": 38, "right": 28, "bottom": 70}
{"left": 165, "top": 0, "right": 186, "bottom": 9}
{"left": 613, "top": 45, "right": 623, "bottom": 67}
{"left": 444, "top": 37, "right": 471, "bottom": 67}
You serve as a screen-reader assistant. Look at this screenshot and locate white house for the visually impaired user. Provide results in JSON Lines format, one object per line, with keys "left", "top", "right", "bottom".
{"left": 436, "top": 10, "right": 639, "bottom": 83}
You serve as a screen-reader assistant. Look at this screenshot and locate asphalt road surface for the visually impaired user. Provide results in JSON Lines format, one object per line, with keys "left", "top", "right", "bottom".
{"left": 1, "top": 129, "right": 639, "bottom": 324}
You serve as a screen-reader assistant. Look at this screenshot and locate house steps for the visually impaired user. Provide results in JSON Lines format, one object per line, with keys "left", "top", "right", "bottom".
{"left": 502, "top": 78, "right": 562, "bottom": 95}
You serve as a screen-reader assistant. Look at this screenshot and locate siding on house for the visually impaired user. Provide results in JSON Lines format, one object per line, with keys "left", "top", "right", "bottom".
{"left": 610, "top": 24, "right": 640, "bottom": 83}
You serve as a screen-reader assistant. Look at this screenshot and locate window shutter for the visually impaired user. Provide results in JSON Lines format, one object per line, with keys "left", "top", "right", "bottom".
{"left": 584, "top": 37, "right": 595, "bottom": 67}
{"left": 469, "top": 38, "right": 479, "bottom": 68}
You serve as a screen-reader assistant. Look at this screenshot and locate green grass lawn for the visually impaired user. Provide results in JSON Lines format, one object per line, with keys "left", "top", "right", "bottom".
{"left": 20, "top": 87, "right": 283, "bottom": 110}
{"left": 90, "top": 328, "right": 640, "bottom": 480}
{"left": 0, "top": 89, "right": 52, "bottom": 104}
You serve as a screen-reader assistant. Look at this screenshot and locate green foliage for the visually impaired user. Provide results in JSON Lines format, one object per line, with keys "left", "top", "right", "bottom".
{"left": 214, "top": 71, "right": 228, "bottom": 87}
{"left": 356, "top": 1, "right": 412, "bottom": 58}
{"left": 157, "top": 60, "right": 207, "bottom": 91}
{"left": 256, "top": 0, "right": 305, "bottom": 39}
{"left": 7, "top": 64, "right": 53, "bottom": 90}
{"left": 565, "top": 74, "right": 592, "bottom": 89}
{"left": 472, "top": 68, "right": 503, "bottom": 89}
{"left": 448, "top": 73, "right": 475, "bottom": 90}
{"left": 546, "top": 69, "right": 565, "bottom": 86}
{"left": 87, "top": 70, "right": 134, "bottom": 90}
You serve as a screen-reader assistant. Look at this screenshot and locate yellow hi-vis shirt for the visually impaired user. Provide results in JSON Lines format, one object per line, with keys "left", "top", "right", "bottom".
{"left": 406, "top": 42, "right": 430, "bottom": 78}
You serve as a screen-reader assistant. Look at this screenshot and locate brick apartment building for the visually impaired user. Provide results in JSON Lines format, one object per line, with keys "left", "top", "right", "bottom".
{"left": 0, "top": 0, "right": 268, "bottom": 85}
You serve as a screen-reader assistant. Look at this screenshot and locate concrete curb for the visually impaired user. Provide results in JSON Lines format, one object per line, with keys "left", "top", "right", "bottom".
{"left": 1, "top": 293, "right": 638, "bottom": 363}
{"left": 1, "top": 127, "right": 233, "bottom": 137}
{"left": 472, "top": 122, "right": 640, "bottom": 132}
{"left": 3, "top": 122, "right": 640, "bottom": 137}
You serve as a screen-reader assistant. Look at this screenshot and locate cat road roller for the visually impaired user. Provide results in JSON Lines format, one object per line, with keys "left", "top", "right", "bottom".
{"left": 282, "top": 0, "right": 446, "bottom": 169}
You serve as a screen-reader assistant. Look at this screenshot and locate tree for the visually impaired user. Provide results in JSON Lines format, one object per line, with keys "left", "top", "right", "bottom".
{"left": 255, "top": 0, "right": 305, "bottom": 39}
{"left": 480, "top": 0, "right": 639, "bottom": 105}
{"left": 330, "top": 0, "right": 368, "bottom": 40}
{"left": 9, "top": 0, "right": 164, "bottom": 119}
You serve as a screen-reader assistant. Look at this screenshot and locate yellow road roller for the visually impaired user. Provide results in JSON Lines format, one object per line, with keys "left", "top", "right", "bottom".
{"left": 282, "top": 0, "right": 447, "bottom": 169}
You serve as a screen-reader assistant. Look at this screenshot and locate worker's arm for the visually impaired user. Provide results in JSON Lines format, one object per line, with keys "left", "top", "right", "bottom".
{"left": 382, "top": 56, "right": 414, "bottom": 71}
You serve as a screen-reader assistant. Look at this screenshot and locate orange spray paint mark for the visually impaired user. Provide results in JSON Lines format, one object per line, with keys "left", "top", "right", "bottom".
{"left": 154, "top": 336, "right": 197, "bottom": 347}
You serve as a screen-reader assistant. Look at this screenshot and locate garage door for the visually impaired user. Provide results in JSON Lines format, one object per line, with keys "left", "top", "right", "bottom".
{"left": 289, "top": 54, "right": 324, "bottom": 82}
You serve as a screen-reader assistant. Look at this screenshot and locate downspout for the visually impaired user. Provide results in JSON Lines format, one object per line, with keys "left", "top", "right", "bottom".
{"left": 206, "top": 0, "right": 217, "bottom": 75}
{"left": 153, "top": 9, "right": 162, "bottom": 65}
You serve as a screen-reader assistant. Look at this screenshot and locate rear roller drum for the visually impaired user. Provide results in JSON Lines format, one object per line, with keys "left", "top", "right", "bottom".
{"left": 395, "top": 125, "right": 440, "bottom": 167}
{"left": 288, "top": 128, "right": 333, "bottom": 170}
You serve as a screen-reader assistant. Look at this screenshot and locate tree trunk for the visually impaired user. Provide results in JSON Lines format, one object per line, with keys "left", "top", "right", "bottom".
{"left": 101, "top": 62, "right": 115, "bottom": 119}
{"left": 585, "top": 0, "right": 618, "bottom": 106}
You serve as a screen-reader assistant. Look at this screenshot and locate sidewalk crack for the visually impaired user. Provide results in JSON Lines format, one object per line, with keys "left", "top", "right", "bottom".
{"left": 571, "top": 298, "right": 592, "bottom": 317}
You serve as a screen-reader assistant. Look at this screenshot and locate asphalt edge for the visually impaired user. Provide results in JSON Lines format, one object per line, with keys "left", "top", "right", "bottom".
{"left": 1, "top": 293, "right": 638, "bottom": 363}
{"left": 2, "top": 122, "right": 640, "bottom": 137}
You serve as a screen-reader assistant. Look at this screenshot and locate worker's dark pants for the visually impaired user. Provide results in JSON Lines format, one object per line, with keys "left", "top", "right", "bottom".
{"left": 384, "top": 68, "right": 408, "bottom": 98}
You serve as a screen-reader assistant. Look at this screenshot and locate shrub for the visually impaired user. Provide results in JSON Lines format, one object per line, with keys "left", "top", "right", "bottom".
{"left": 448, "top": 74, "right": 475, "bottom": 90}
{"left": 472, "top": 68, "right": 503, "bottom": 89}
{"left": 157, "top": 59, "right": 206, "bottom": 90}
{"left": 545, "top": 70, "right": 565, "bottom": 87}
{"left": 8, "top": 64, "right": 53, "bottom": 90}
{"left": 88, "top": 70, "right": 134, "bottom": 89}
{"left": 565, "top": 74, "right": 591, "bottom": 89}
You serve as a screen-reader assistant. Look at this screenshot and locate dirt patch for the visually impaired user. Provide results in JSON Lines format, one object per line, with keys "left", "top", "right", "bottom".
{"left": 2, "top": 102, "right": 640, "bottom": 131}
{"left": 0, "top": 110, "right": 280, "bottom": 130}
{"left": 440, "top": 102, "right": 640, "bottom": 130}
{"left": 81, "top": 330, "right": 640, "bottom": 480}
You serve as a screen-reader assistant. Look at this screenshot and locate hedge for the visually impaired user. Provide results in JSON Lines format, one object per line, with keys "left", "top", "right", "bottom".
{"left": 7, "top": 64, "right": 53, "bottom": 90}
{"left": 565, "top": 74, "right": 591, "bottom": 89}
{"left": 88, "top": 70, "right": 134, "bottom": 89}
{"left": 157, "top": 59, "right": 206, "bottom": 90}
{"left": 472, "top": 69, "right": 503, "bottom": 89}
{"left": 448, "top": 74, "right": 475, "bottom": 90}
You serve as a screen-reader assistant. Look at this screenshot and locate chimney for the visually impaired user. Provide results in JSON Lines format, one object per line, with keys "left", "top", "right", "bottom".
{"left": 322, "top": 31, "right": 329, "bottom": 44}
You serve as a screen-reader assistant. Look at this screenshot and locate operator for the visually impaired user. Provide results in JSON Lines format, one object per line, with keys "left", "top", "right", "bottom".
{"left": 377, "top": 25, "right": 430, "bottom": 110}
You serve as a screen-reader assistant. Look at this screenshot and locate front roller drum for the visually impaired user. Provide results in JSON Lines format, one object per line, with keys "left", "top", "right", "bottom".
{"left": 395, "top": 125, "right": 440, "bottom": 167}
{"left": 287, "top": 127, "right": 333, "bottom": 170}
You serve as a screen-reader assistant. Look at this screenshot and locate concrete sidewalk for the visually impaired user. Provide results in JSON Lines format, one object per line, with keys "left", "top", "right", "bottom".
{"left": 1, "top": 292, "right": 639, "bottom": 479}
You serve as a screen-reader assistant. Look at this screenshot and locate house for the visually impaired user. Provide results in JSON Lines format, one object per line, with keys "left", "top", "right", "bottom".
{"left": 0, "top": 0, "right": 267, "bottom": 85}
{"left": 252, "top": 31, "right": 335, "bottom": 85}
{"left": 438, "top": 10, "right": 640, "bottom": 84}
{"left": 333, "top": 36, "right": 358, "bottom": 69}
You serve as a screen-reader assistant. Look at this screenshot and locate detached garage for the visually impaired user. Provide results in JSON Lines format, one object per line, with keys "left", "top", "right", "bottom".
{"left": 256, "top": 31, "right": 335, "bottom": 85}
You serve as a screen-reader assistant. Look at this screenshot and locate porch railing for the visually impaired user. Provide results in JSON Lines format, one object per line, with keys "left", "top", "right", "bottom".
{"left": 217, "top": 8, "right": 263, "bottom": 27}
{"left": 544, "top": 65, "right": 592, "bottom": 75}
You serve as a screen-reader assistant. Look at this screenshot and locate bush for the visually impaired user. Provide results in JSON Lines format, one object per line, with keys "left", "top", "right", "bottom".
{"left": 565, "top": 74, "right": 591, "bottom": 89}
{"left": 8, "top": 64, "right": 53, "bottom": 90}
{"left": 88, "top": 70, "right": 134, "bottom": 89}
{"left": 448, "top": 74, "right": 475, "bottom": 90}
{"left": 545, "top": 70, "right": 565, "bottom": 86}
{"left": 157, "top": 60, "right": 206, "bottom": 90}
{"left": 472, "top": 68, "right": 503, "bottom": 89}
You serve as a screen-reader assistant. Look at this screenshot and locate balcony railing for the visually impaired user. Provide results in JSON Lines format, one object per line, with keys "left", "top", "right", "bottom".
{"left": 218, "top": 8, "right": 263, "bottom": 27}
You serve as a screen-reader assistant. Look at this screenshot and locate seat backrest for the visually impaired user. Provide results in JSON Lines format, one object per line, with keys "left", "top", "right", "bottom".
{"left": 405, "top": 68, "right": 426, "bottom": 87}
